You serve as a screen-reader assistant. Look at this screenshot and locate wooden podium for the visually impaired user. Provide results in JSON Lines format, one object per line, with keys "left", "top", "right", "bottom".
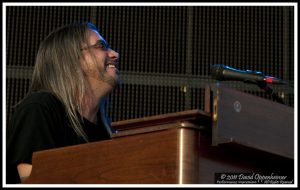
{"left": 23, "top": 84, "right": 294, "bottom": 184}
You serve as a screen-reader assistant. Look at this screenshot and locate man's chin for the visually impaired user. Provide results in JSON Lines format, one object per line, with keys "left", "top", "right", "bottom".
{"left": 105, "top": 75, "right": 121, "bottom": 89}
{"left": 112, "top": 76, "right": 121, "bottom": 88}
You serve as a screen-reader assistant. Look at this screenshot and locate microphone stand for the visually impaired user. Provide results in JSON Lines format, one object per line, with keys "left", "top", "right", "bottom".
{"left": 257, "top": 81, "right": 286, "bottom": 105}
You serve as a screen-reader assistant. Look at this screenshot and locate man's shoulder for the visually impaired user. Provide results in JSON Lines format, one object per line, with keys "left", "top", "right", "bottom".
{"left": 17, "top": 91, "right": 63, "bottom": 110}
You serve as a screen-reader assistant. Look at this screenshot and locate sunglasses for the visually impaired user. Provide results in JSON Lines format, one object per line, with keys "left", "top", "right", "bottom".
{"left": 81, "top": 40, "right": 111, "bottom": 51}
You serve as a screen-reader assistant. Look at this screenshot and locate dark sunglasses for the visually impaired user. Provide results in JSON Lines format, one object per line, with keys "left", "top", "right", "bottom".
{"left": 81, "top": 40, "right": 111, "bottom": 51}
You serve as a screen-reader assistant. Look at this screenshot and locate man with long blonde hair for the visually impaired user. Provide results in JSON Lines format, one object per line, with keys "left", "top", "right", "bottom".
{"left": 6, "top": 22, "right": 120, "bottom": 184}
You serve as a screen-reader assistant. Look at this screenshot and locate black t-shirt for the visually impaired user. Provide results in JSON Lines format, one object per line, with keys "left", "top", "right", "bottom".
{"left": 6, "top": 91, "right": 111, "bottom": 184}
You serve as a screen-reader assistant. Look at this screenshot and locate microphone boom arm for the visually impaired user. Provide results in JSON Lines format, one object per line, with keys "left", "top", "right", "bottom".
{"left": 257, "top": 81, "right": 285, "bottom": 105}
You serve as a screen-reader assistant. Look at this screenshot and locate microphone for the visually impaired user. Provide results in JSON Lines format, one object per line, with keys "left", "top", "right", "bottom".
{"left": 210, "top": 64, "right": 287, "bottom": 85}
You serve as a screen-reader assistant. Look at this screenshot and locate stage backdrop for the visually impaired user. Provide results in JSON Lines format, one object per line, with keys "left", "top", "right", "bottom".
{"left": 6, "top": 6, "right": 294, "bottom": 122}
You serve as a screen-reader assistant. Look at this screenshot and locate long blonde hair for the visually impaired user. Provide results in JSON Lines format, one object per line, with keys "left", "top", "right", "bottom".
{"left": 29, "top": 22, "right": 99, "bottom": 142}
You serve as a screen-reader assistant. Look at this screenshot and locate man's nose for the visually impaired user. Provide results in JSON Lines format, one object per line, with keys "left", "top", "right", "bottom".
{"left": 108, "top": 49, "right": 119, "bottom": 61}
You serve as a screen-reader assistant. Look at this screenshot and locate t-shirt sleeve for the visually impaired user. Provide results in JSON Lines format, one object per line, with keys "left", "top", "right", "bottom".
{"left": 7, "top": 103, "right": 59, "bottom": 165}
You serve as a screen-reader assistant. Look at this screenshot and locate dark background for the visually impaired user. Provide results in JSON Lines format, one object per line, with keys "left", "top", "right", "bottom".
{"left": 5, "top": 5, "right": 295, "bottom": 122}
